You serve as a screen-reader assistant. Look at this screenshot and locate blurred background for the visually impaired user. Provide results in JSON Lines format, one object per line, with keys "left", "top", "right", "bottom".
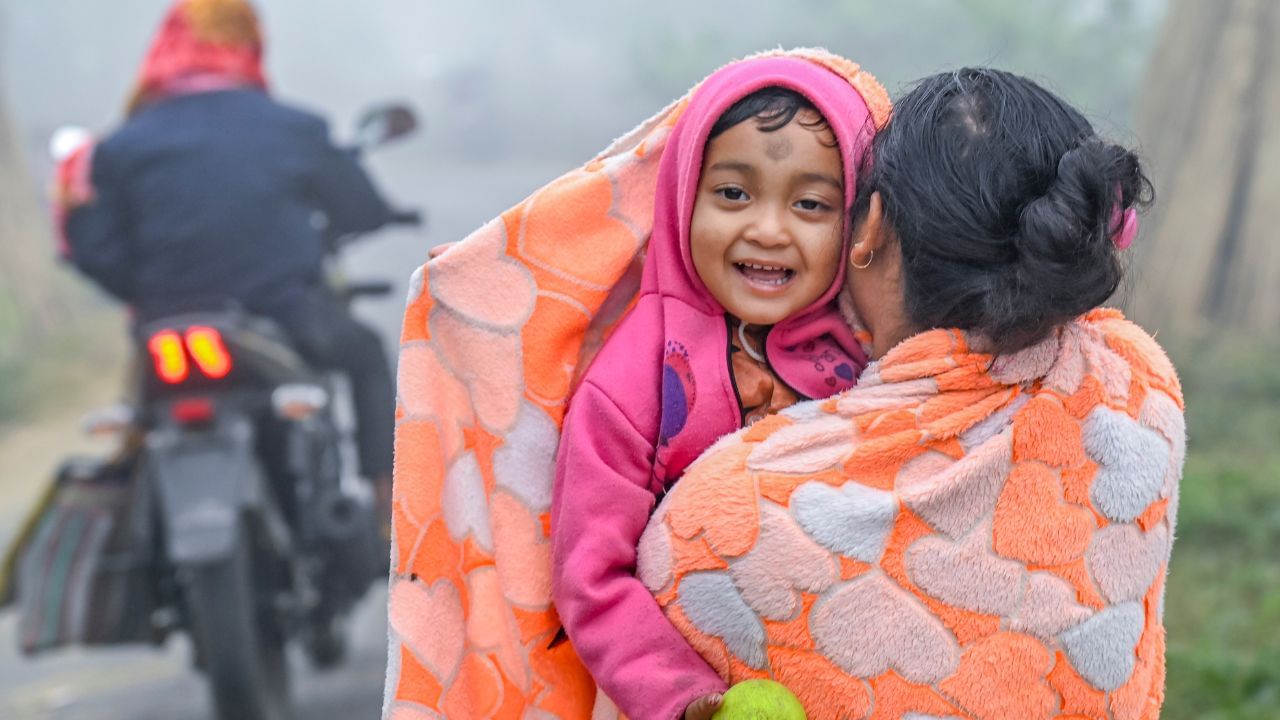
{"left": 1, "top": 0, "right": 1276, "bottom": 718}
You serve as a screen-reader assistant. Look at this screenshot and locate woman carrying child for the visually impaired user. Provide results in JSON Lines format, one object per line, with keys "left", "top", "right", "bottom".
{"left": 637, "top": 68, "right": 1179, "bottom": 720}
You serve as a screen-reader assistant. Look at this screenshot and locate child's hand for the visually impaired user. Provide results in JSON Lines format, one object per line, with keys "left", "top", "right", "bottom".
{"left": 683, "top": 692, "right": 723, "bottom": 720}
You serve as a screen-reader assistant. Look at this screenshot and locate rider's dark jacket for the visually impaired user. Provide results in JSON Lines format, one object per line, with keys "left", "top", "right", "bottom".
{"left": 65, "top": 88, "right": 392, "bottom": 322}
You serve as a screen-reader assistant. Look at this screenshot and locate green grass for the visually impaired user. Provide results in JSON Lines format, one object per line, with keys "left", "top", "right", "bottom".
{"left": 0, "top": 302, "right": 125, "bottom": 430}
{"left": 1162, "top": 337, "right": 1280, "bottom": 719}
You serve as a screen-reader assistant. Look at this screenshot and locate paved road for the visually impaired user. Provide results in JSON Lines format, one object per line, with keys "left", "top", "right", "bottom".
{"left": 0, "top": 589, "right": 390, "bottom": 720}
{"left": 0, "top": 158, "right": 568, "bottom": 720}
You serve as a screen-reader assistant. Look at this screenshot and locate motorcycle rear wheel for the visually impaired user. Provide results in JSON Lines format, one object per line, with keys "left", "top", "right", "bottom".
{"left": 185, "top": 522, "right": 292, "bottom": 720}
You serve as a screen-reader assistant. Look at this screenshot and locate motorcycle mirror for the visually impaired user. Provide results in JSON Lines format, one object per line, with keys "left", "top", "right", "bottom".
{"left": 354, "top": 103, "right": 418, "bottom": 151}
{"left": 49, "top": 125, "right": 93, "bottom": 162}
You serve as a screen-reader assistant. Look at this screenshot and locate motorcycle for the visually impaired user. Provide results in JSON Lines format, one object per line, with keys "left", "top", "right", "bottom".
{"left": 3, "top": 102, "right": 421, "bottom": 720}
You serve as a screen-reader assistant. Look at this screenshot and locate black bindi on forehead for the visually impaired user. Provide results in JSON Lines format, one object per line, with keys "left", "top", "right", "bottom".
{"left": 765, "top": 133, "right": 793, "bottom": 161}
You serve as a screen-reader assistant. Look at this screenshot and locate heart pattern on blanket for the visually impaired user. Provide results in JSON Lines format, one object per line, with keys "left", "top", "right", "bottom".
{"left": 1059, "top": 601, "right": 1145, "bottom": 691}
{"left": 1042, "top": 325, "right": 1088, "bottom": 395}
{"left": 729, "top": 503, "right": 839, "bottom": 620}
{"left": 1087, "top": 522, "right": 1171, "bottom": 604}
{"left": 1138, "top": 389, "right": 1187, "bottom": 494}
{"left": 676, "top": 571, "right": 769, "bottom": 669}
{"left": 810, "top": 572, "right": 961, "bottom": 684}
{"left": 905, "top": 522, "right": 1026, "bottom": 616}
{"left": 606, "top": 129, "right": 667, "bottom": 237}
{"left": 441, "top": 451, "right": 493, "bottom": 553}
{"left": 491, "top": 490, "right": 554, "bottom": 608}
{"left": 792, "top": 480, "right": 898, "bottom": 563}
{"left": 1082, "top": 337, "right": 1133, "bottom": 403}
{"left": 465, "top": 566, "right": 530, "bottom": 692}
{"left": 431, "top": 218, "right": 537, "bottom": 331}
{"left": 430, "top": 307, "right": 524, "bottom": 434}
{"left": 393, "top": 420, "right": 446, "bottom": 524}
{"left": 1008, "top": 572, "right": 1093, "bottom": 642}
{"left": 939, "top": 632, "right": 1057, "bottom": 720}
{"left": 666, "top": 446, "right": 760, "bottom": 558}
{"left": 492, "top": 401, "right": 560, "bottom": 514}
{"left": 1083, "top": 407, "right": 1171, "bottom": 523}
{"left": 519, "top": 171, "right": 642, "bottom": 289}
{"left": 898, "top": 432, "right": 1012, "bottom": 539}
{"left": 993, "top": 462, "right": 1095, "bottom": 566}
{"left": 747, "top": 414, "right": 857, "bottom": 474}
{"left": 636, "top": 520, "right": 674, "bottom": 593}
{"left": 397, "top": 344, "right": 474, "bottom": 460}
{"left": 389, "top": 578, "right": 466, "bottom": 683}
{"left": 1013, "top": 395, "right": 1084, "bottom": 468}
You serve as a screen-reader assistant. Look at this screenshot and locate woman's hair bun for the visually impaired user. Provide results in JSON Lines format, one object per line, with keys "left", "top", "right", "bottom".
{"left": 861, "top": 68, "right": 1153, "bottom": 353}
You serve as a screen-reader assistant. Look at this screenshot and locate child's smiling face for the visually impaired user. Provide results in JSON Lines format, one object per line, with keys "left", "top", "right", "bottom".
{"left": 690, "top": 110, "right": 844, "bottom": 327}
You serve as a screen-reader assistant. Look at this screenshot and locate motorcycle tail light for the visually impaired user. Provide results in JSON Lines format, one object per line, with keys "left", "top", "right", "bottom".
{"left": 148, "top": 330, "right": 189, "bottom": 384}
{"left": 185, "top": 326, "right": 233, "bottom": 379}
{"left": 171, "top": 397, "right": 216, "bottom": 425}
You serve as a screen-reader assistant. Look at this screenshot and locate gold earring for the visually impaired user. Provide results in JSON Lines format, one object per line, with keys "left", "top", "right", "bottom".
{"left": 852, "top": 249, "right": 874, "bottom": 269}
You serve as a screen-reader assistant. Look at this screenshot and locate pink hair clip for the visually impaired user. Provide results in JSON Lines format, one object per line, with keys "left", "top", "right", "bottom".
{"left": 1109, "top": 186, "right": 1139, "bottom": 250}
{"left": 1112, "top": 207, "right": 1138, "bottom": 250}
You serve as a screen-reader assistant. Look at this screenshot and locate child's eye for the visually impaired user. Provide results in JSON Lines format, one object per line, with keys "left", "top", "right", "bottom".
{"left": 717, "top": 187, "right": 749, "bottom": 202}
{"left": 795, "top": 198, "right": 832, "bottom": 212}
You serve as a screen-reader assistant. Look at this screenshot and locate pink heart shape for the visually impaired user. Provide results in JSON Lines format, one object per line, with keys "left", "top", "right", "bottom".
{"left": 430, "top": 306, "right": 524, "bottom": 434}
{"left": 810, "top": 572, "right": 961, "bottom": 684}
{"left": 729, "top": 503, "right": 839, "bottom": 620}
{"left": 605, "top": 129, "right": 667, "bottom": 239}
{"left": 898, "top": 432, "right": 1012, "bottom": 539}
{"left": 430, "top": 218, "right": 537, "bottom": 331}
{"left": 1008, "top": 572, "right": 1093, "bottom": 642}
{"left": 388, "top": 577, "right": 465, "bottom": 683}
{"left": 1082, "top": 338, "right": 1132, "bottom": 403}
{"left": 491, "top": 490, "right": 554, "bottom": 609}
{"left": 905, "top": 521, "right": 1026, "bottom": 616}
{"left": 1086, "top": 522, "right": 1171, "bottom": 604}
{"left": 1043, "top": 324, "right": 1089, "bottom": 395}
{"left": 397, "top": 344, "right": 474, "bottom": 461}
{"left": 466, "top": 566, "right": 531, "bottom": 692}
{"left": 747, "top": 413, "right": 857, "bottom": 475}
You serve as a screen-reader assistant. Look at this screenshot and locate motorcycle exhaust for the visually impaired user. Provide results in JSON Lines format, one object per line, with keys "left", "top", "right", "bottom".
{"left": 315, "top": 490, "right": 381, "bottom": 586}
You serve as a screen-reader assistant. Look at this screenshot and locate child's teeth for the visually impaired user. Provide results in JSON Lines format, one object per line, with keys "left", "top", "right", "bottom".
{"left": 736, "top": 263, "right": 793, "bottom": 286}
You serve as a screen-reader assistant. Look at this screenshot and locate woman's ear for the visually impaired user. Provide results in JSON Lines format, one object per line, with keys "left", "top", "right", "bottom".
{"left": 849, "top": 191, "right": 886, "bottom": 268}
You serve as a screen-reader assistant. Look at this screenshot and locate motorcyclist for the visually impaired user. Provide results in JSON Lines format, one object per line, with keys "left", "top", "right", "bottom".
{"left": 57, "top": 0, "right": 397, "bottom": 521}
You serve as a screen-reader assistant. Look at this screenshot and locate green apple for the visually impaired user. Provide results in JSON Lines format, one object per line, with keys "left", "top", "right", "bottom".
{"left": 712, "top": 679, "right": 807, "bottom": 719}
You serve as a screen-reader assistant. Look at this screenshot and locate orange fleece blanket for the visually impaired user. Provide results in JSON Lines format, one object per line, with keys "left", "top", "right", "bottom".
{"left": 636, "top": 310, "right": 1184, "bottom": 720}
{"left": 383, "top": 48, "right": 890, "bottom": 720}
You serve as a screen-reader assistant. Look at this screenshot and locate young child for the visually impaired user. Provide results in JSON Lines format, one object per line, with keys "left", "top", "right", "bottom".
{"left": 551, "top": 56, "right": 884, "bottom": 720}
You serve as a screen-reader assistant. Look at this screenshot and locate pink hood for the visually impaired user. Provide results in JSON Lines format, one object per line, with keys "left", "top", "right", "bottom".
{"left": 598, "top": 55, "right": 878, "bottom": 483}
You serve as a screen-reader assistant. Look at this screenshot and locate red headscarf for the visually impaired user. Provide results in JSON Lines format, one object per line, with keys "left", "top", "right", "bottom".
{"left": 127, "top": 0, "right": 268, "bottom": 115}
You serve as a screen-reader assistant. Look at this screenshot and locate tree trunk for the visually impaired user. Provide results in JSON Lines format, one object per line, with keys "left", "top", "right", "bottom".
{"left": 1130, "top": 0, "right": 1280, "bottom": 338}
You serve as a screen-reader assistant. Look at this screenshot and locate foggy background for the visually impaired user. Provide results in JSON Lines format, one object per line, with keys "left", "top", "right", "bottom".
{"left": 3, "top": 1, "right": 1277, "bottom": 719}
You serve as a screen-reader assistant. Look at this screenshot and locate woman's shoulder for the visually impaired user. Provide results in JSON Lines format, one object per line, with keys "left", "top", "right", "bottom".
{"left": 1078, "top": 309, "right": 1182, "bottom": 405}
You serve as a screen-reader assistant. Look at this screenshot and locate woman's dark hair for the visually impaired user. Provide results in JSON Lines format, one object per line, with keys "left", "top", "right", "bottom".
{"left": 856, "top": 68, "right": 1153, "bottom": 353}
{"left": 709, "top": 87, "right": 834, "bottom": 143}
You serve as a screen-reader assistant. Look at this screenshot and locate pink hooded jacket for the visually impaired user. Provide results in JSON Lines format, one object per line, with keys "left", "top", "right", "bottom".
{"left": 551, "top": 56, "right": 879, "bottom": 720}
